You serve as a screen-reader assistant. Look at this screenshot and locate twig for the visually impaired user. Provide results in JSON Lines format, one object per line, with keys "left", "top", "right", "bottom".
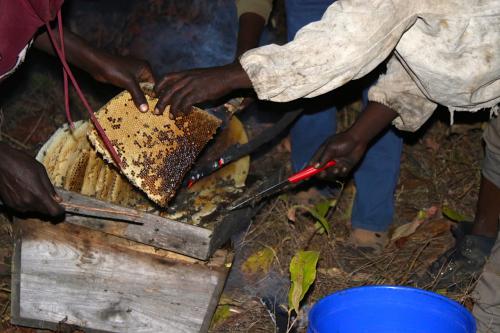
{"left": 304, "top": 227, "right": 320, "bottom": 250}
{"left": 0, "top": 133, "right": 30, "bottom": 150}
{"left": 400, "top": 240, "right": 431, "bottom": 284}
{"left": 23, "top": 111, "right": 46, "bottom": 144}
{"left": 1, "top": 299, "right": 9, "bottom": 317}
{"left": 286, "top": 312, "right": 299, "bottom": 333}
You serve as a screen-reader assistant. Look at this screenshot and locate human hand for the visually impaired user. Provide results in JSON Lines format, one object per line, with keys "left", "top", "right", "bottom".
{"left": 0, "top": 143, "right": 64, "bottom": 217}
{"left": 154, "top": 62, "right": 252, "bottom": 118}
{"left": 311, "top": 131, "right": 368, "bottom": 179}
{"left": 90, "top": 53, "right": 155, "bottom": 112}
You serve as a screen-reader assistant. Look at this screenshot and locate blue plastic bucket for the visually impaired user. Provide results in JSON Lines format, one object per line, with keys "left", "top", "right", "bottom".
{"left": 307, "top": 286, "right": 476, "bottom": 333}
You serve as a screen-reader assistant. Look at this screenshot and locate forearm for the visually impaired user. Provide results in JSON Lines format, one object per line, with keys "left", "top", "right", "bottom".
{"left": 235, "top": 12, "right": 266, "bottom": 59}
{"left": 349, "top": 102, "right": 398, "bottom": 144}
{"left": 34, "top": 27, "right": 106, "bottom": 76}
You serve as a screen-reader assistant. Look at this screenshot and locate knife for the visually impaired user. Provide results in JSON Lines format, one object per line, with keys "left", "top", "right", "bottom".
{"left": 0, "top": 188, "right": 144, "bottom": 225}
{"left": 227, "top": 160, "right": 337, "bottom": 211}
{"left": 205, "top": 97, "right": 245, "bottom": 129}
{"left": 185, "top": 108, "right": 303, "bottom": 187}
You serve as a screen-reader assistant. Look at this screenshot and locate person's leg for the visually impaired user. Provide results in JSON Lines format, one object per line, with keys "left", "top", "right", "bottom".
{"left": 429, "top": 114, "right": 500, "bottom": 286}
{"left": 472, "top": 117, "right": 500, "bottom": 333}
{"left": 351, "top": 127, "right": 403, "bottom": 232}
{"left": 473, "top": 222, "right": 500, "bottom": 332}
{"left": 473, "top": 127, "right": 500, "bottom": 238}
{"left": 285, "top": 0, "right": 337, "bottom": 172}
{"left": 290, "top": 109, "right": 336, "bottom": 171}
{"left": 349, "top": 84, "right": 403, "bottom": 250}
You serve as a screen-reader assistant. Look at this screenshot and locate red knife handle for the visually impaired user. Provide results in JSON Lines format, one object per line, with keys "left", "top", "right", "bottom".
{"left": 287, "top": 160, "right": 337, "bottom": 183}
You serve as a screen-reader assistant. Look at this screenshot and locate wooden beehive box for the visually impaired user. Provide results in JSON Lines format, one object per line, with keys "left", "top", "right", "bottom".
{"left": 11, "top": 218, "right": 232, "bottom": 333}
{"left": 34, "top": 114, "right": 253, "bottom": 261}
{"left": 11, "top": 100, "right": 255, "bottom": 332}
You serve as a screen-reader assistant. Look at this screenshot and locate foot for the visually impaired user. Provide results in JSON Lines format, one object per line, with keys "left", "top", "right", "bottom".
{"left": 349, "top": 228, "right": 388, "bottom": 254}
{"left": 426, "top": 224, "right": 495, "bottom": 289}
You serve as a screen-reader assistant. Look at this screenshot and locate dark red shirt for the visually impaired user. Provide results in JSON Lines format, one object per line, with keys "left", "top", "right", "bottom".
{"left": 0, "top": 0, "right": 64, "bottom": 76}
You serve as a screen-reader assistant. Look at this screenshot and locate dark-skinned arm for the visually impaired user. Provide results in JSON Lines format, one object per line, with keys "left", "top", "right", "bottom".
{"left": 312, "top": 102, "right": 398, "bottom": 177}
{"left": 34, "top": 27, "right": 155, "bottom": 112}
{"left": 235, "top": 12, "right": 266, "bottom": 59}
{"left": 154, "top": 11, "right": 266, "bottom": 117}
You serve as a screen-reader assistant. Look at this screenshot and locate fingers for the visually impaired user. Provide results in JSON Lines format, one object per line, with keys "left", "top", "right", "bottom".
{"left": 155, "top": 72, "right": 183, "bottom": 97}
{"left": 154, "top": 75, "right": 192, "bottom": 116}
{"left": 168, "top": 87, "right": 196, "bottom": 118}
{"left": 310, "top": 136, "right": 353, "bottom": 179}
{"left": 128, "top": 80, "right": 149, "bottom": 113}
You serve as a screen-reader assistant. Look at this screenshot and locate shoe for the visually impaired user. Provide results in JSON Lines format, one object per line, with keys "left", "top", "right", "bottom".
{"left": 427, "top": 230, "right": 495, "bottom": 289}
{"left": 349, "top": 228, "right": 388, "bottom": 254}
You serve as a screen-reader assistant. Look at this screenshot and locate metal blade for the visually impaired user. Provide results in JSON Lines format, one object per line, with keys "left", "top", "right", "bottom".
{"left": 227, "top": 179, "right": 289, "bottom": 211}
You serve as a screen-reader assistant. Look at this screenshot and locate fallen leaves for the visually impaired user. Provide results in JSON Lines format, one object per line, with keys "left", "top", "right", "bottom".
{"left": 288, "top": 250, "right": 319, "bottom": 314}
{"left": 391, "top": 206, "right": 439, "bottom": 247}
{"left": 241, "top": 247, "right": 275, "bottom": 278}
{"left": 287, "top": 199, "right": 336, "bottom": 235}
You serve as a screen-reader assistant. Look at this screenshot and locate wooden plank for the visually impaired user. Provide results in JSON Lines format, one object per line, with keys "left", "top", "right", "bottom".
{"left": 65, "top": 212, "right": 213, "bottom": 260}
{"left": 12, "top": 219, "right": 231, "bottom": 333}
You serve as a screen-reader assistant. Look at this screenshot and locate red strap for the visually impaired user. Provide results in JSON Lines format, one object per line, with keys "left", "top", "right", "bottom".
{"left": 45, "top": 12, "right": 122, "bottom": 168}
{"left": 57, "top": 10, "right": 73, "bottom": 129}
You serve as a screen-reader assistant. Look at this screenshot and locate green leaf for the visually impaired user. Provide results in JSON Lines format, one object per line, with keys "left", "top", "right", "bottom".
{"left": 308, "top": 209, "right": 330, "bottom": 234}
{"left": 314, "top": 200, "right": 331, "bottom": 218}
{"left": 442, "top": 206, "right": 468, "bottom": 222}
{"left": 288, "top": 250, "right": 320, "bottom": 313}
{"left": 293, "top": 202, "right": 331, "bottom": 234}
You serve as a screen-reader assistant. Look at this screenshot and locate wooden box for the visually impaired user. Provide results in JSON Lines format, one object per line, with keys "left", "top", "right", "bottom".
{"left": 11, "top": 219, "right": 232, "bottom": 333}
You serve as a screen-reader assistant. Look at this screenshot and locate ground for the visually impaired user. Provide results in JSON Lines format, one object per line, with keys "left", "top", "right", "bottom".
{"left": 0, "top": 1, "right": 487, "bottom": 331}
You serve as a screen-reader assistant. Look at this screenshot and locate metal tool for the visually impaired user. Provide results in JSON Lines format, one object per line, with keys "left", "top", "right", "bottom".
{"left": 0, "top": 188, "right": 144, "bottom": 225}
{"left": 185, "top": 108, "right": 303, "bottom": 187}
{"left": 205, "top": 97, "right": 245, "bottom": 128}
{"left": 228, "top": 160, "right": 337, "bottom": 210}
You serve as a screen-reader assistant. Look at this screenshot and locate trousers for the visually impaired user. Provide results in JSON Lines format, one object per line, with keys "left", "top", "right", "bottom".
{"left": 285, "top": 0, "right": 403, "bottom": 231}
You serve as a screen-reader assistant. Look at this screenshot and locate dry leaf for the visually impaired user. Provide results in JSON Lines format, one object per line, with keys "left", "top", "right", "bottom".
{"left": 241, "top": 247, "right": 275, "bottom": 277}
{"left": 391, "top": 206, "right": 439, "bottom": 243}
{"left": 287, "top": 206, "right": 297, "bottom": 223}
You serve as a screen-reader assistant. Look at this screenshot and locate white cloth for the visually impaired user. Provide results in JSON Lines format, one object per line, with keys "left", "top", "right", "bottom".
{"left": 0, "top": 40, "right": 31, "bottom": 82}
{"left": 240, "top": 0, "right": 500, "bottom": 132}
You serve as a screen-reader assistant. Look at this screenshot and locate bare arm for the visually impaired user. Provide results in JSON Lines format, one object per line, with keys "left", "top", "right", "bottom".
{"left": 235, "top": 12, "right": 266, "bottom": 59}
{"left": 34, "top": 27, "right": 155, "bottom": 111}
{"left": 313, "top": 102, "right": 398, "bottom": 177}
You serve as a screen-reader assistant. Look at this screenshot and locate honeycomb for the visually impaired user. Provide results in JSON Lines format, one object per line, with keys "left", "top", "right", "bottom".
{"left": 36, "top": 115, "right": 250, "bottom": 226}
{"left": 87, "top": 91, "right": 221, "bottom": 207}
{"left": 36, "top": 121, "right": 145, "bottom": 207}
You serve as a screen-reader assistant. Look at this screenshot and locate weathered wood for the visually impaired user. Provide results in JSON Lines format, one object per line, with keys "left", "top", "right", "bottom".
{"left": 11, "top": 219, "right": 232, "bottom": 333}
{"left": 65, "top": 211, "right": 214, "bottom": 260}
{"left": 56, "top": 188, "right": 145, "bottom": 224}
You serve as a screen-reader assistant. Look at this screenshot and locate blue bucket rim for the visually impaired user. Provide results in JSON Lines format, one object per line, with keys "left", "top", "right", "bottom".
{"left": 308, "top": 285, "right": 475, "bottom": 331}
